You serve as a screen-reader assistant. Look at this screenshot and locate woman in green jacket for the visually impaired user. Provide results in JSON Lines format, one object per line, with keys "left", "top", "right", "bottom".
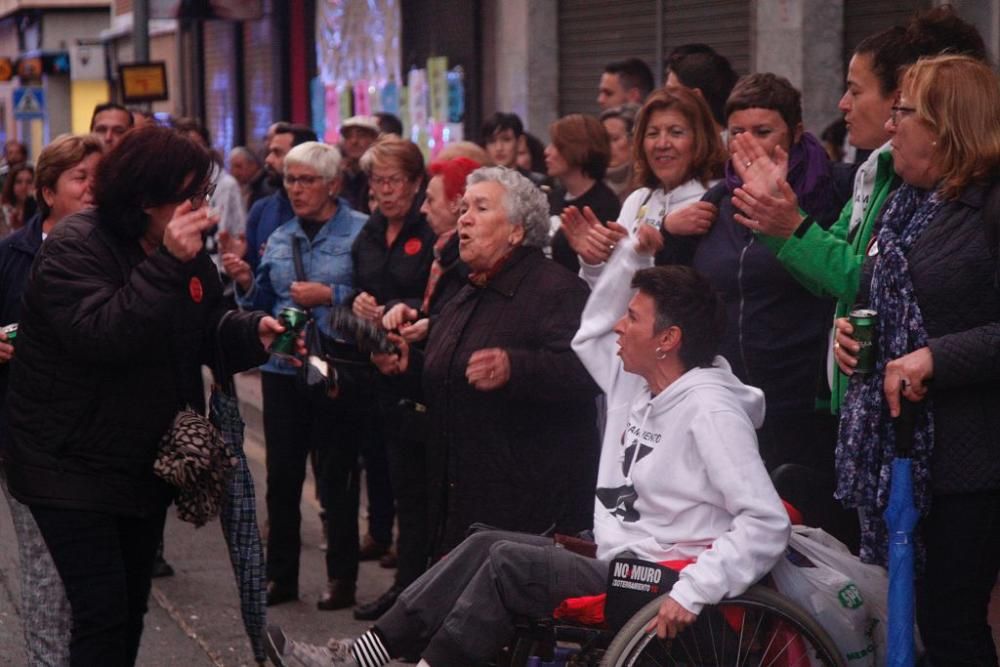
{"left": 726, "top": 7, "right": 984, "bottom": 413}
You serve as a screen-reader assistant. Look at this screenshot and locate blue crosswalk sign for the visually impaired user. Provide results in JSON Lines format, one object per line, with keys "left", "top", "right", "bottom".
{"left": 13, "top": 87, "right": 45, "bottom": 119}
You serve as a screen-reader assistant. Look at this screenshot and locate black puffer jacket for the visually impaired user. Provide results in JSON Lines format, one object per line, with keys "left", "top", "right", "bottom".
{"left": 859, "top": 182, "right": 1000, "bottom": 493}
{"left": 3, "top": 210, "right": 268, "bottom": 516}
{"left": 351, "top": 196, "right": 436, "bottom": 311}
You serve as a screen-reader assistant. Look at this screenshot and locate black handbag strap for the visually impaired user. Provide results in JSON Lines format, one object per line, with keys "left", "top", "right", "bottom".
{"left": 291, "top": 235, "right": 308, "bottom": 283}
{"left": 213, "top": 309, "right": 237, "bottom": 395}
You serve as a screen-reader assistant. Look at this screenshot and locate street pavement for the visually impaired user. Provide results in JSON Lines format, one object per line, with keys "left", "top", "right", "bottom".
{"left": 0, "top": 370, "right": 404, "bottom": 666}
{"left": 1, "top": 369, "right": 998, "bottom": 665}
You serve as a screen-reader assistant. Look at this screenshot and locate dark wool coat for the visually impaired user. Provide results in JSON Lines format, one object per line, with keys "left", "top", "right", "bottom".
{"left": 3, "top": 210, "right": 268, "bottom": 516}
{"left": 421, "top": 246, "right": 601, "bottom": 554}
{"left": 859, "top": 182, "right": 1000, "bottom": 494}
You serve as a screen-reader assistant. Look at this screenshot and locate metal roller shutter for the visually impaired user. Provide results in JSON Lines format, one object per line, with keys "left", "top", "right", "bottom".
{"left": 203, "top": 20, "right": 238, "bottom": 155}
{"left": 243, "top": 10, "right": 276, "bottom": 150}
{"left": 843, "top": 0, "right": 930, "bottom": 66}
{"left": 662, "top": 0, "right": 751, "bottom": 75}
{"left": 558, "top": 0, "right": 657, "bottom": 116}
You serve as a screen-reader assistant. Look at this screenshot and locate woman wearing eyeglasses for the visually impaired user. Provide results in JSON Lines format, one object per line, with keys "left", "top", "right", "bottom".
{"left": 224, "top": 141, "right": 369, "bottom": 609}
{"left": 345, "top": 137, "right": 435, "bottom": 612}
{"left": 832, "top": 55, "right": 1000, "bottom": 664}
{"left": 4, "top": 127, "right": 280, "bottom": 664}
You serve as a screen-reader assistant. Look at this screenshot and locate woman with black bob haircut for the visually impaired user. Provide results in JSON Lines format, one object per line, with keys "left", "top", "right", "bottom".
{"left": 2, "top": 126, "right": 284, "bottom": 665}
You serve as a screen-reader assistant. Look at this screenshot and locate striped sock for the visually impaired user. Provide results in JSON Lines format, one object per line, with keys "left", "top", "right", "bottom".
{"left": 350, "top": 629, "right": 391, "bottom": 667}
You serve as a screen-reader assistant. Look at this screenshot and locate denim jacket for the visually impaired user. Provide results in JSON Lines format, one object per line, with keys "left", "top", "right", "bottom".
{"left": 237, "top": 199, "right": 368, "bottom": 374}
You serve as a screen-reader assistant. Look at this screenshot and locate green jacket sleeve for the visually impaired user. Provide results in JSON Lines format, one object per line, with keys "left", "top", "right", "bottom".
{"left": 757, "top": 199, "right": 864, "bottom": 305}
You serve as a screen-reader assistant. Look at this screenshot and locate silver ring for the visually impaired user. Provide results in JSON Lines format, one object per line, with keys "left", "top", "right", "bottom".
{"left": 608, "top": 243, "right": 615, "bottom": 251}
{"left": 744, "top": 160, "right": 753, "bottom": 168}
{"left": 901, "top": 377, "right": 910, "bottom": 389}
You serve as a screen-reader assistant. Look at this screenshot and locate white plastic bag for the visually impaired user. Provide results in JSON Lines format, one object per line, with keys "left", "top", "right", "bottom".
{"left": 771, "top": 529, "right": 879, "bottom": 666}
{"left": 788, "top": 527, "right": 891, "bottom": 663}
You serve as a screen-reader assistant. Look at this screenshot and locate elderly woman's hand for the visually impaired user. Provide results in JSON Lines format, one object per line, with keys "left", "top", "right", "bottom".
{"left": 290, "top": 281, "right": 333, "bottom": 308}
{"left": 382, "top": 303, "right": 419, "bottom": 331}
{"left": 163, "top": 201, "right": 217, "bottom": 262}
{"left": 663, "top": 201, "right": 717, "bottom": 236}
{"left": 833, "top": 317, "right": 859, "bottom": 376}
{"left": 372, "top": 333, "right": 409, "bottom": 376}
{"left": 648, "top": 596, "right": 697, "bottom": 640}
{"left": 221, "top": 252, "right": 253, "bottom": 290}
{"left": 0, "top": 331, "right": 13, "bottom": 364}
{"left": 352, "top": 291, "right": 384, "bottom": 322}
{"left": 884, "top": 347, "right": 933, "bottom": 417}
{"left": 399, "top": 318, "right": 429, "bottom": 343}
{"left": 466, "top": 347, "right": 511, "bottom": 391}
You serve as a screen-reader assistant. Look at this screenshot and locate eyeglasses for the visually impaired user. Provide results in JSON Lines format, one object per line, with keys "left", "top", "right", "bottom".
{"left": 283, "top": 174, "right": 325, "bottom": 188}
{"left": 189, "top": 183, "right": 216, "bottom": 208}
{"left": 370, "top": 173, "right": 408, "bottom": 189}
{"left": 889, "top": 105, "right": 918, "bottom": 126}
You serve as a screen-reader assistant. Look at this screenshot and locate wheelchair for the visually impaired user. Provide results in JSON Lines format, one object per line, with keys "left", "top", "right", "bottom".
{"left": 501, "top": 580, "right": 845, "bottom": 666}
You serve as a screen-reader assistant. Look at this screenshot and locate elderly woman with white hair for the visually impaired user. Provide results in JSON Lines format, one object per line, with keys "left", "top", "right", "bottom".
{"left": 373, "top": 166, "right": 602, "bottom": 559}
{"left": 223, "top": 141, "right": 369, "bottom": 608}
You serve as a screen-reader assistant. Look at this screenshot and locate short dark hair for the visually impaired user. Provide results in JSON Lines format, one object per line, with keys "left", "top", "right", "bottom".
{"left": 89, "top": 103, "right": 134, "bottom": 131}
{"left": 630, "top": 265, "right": 726, "bottom": 370}
{"left": 271, "top": 122, "right": 318, "bottom": 147}
{"left": 481, "top": 112, "right": 524, "bottom": 142}
{"left": 855, "top": 5, "right": 987, "bottom": 96}
{"left": 666, "top": 46, "right": 739, "bottom": 126}
{"left": 549, "top": 114, "right": 611, "bottom": 180}
{"left": 605, "top": 58, "right": 655, "bottom": 100}
{"left": 725, "top": 73, "right": 802, "bottom": 134}
{"left": 93, "top": 126, "right": 212, "bottom": 240}
{"left": 375, "top": 112, "right": 403, "bottom": 137}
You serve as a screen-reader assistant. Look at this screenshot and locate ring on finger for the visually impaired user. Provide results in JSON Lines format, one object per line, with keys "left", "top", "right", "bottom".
{"left": 744, "top": 160, "right": 753, "bottom": 168}
{"left": 833, "top": 341, "right": 840, "bottom": 351}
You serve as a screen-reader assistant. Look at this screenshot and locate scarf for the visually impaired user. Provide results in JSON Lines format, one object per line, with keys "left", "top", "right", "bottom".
{"left": 468, "top": 248, "right": 514, "bottom": 288}
{"left": 835, "top": 184, "right": 943, "bottom": 565}
{"left": 421, "top": 229, "right": 457, "bottom": 314}
{"left": 724, "top": 132, "right": 834, "bottom": 218}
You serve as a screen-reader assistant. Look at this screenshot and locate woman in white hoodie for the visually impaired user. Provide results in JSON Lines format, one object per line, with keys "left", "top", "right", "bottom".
{"left": 572, "top": 233, "right": 790, "bottom": 635}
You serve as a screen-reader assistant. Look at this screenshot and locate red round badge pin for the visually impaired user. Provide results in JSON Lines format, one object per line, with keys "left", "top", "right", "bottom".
{"left": 404, "top": 238, "right": 422, "bottom": 256}
{"left": 189, "top": 276, "right": 204, "bottom": 303}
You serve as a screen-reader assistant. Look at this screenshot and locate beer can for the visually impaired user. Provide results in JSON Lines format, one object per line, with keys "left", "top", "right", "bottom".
{"left": 269, "top": 307, "right": 308, "bottom": 356}
{"left": 1, "top": 322, "right": 16, "bottom": 346}
{"left": 848, "top": 308, "right": 878, "bottom": 374}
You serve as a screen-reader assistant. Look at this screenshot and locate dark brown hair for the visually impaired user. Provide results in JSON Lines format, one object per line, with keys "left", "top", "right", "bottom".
{"left": 549, "top": 114, "right": 611, "bottom": 181}
{"left": 725, "top": 73, "right": 802, "bottom": 134}
{"left": 633, "top": 87, "right": 725, "bottom": 189}
{"left": 93, "top": 126, "right": 212, "bottom": 239}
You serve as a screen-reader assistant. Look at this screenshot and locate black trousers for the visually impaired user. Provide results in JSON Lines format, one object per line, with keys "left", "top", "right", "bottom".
{"left": 262, "top": 372, "right": 362, "bottom": 586}
{"left": 31, "top": 495, "right": 169, "bottom": 666}
{"left": 382, "top": 401, "right": 431, "bottom": 587}
{"left": 361, "top": 406, "right": 395, "bottom": 547}
{"left": 917, "top": 490, "right": 1000, "bottom": 667}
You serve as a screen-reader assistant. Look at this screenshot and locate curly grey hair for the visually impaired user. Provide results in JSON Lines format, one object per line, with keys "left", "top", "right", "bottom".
{"left": 466, "top": 166, "right": 549, "bottom": 248}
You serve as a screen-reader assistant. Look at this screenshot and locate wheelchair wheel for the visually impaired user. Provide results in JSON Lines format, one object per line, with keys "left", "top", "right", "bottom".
{"left": 600, "top": 585, "right": 846, "bottom": 666}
